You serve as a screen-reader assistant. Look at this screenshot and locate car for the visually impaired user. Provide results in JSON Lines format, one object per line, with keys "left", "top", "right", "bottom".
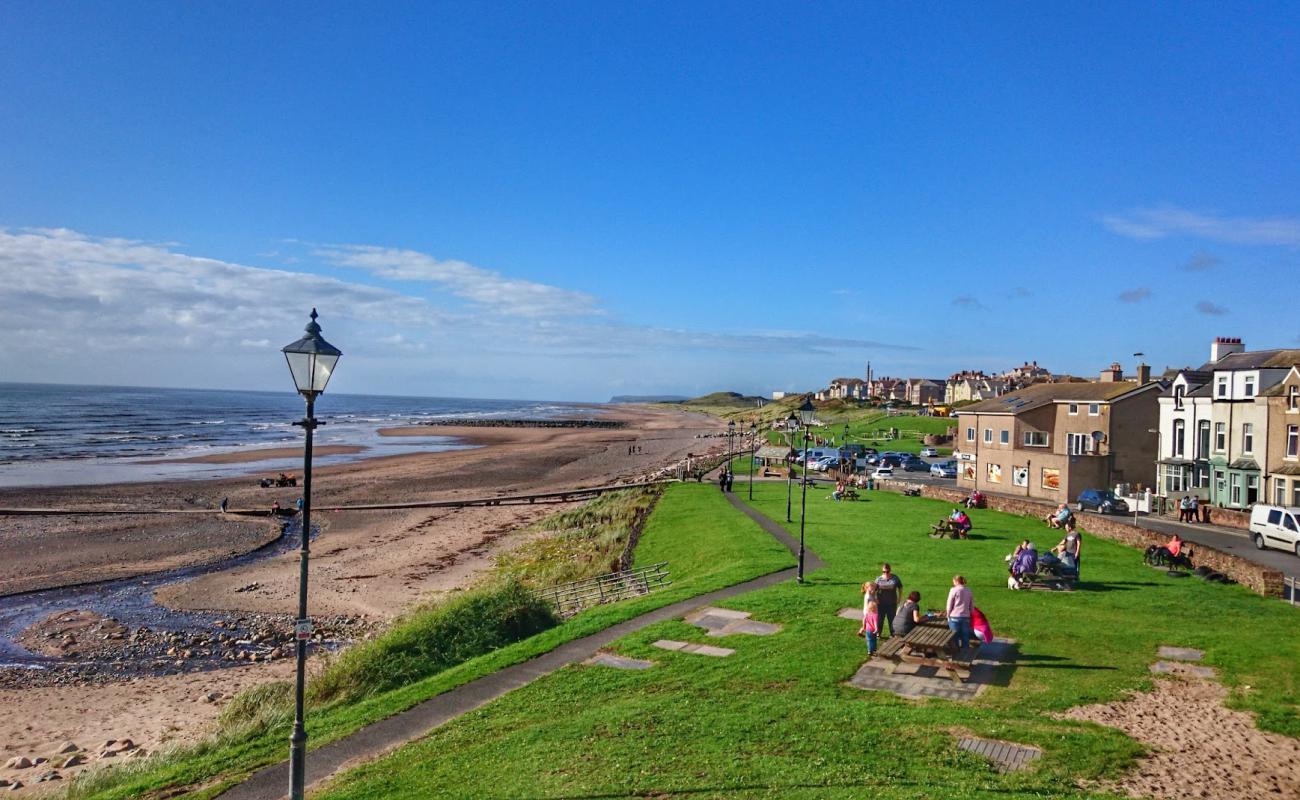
{"left": 1248, "top": 504, "right": 1300, "bottom": 556}
{"left": 930, "top": 461, "right": 957, "bottom": 478}
{"left": 1077, "top": 489, "right": 1129, "bottom": 514}
{"left": 871, "top": 466, "right": 894, "bottom": 479}
{"left": 919, "top": 447, "right": 940, "bottom": 457}
{"left": 901, "top": 458, "right": 930, "bottom": 472}
{"left": 878, "top": 456, "right": 902, "bottom": 469}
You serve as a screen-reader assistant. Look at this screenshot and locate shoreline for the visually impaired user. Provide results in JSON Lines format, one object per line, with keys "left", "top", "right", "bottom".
{"left": 139, "top": 444, "right": 368, "bottom": 465}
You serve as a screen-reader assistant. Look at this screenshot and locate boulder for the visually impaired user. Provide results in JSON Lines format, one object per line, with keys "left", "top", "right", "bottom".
{"left": 3, "top": 757, "right": 31, "bottom": 770}
{"left": 55, "top": 741, "right": 81, "bottom": 754}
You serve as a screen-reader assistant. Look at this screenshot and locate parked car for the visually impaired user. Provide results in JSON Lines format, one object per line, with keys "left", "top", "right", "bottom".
{"left": 930, "top": 461, "right": 957, "bottom": 478}
{"left": 1249, "top": 504, "right": 1300, "bottom": 556}
{"left": 878, "top": 456, "right": 902, "bottom": 469}
{"left": 919, "top": 447, "right": 940, "bottom": 457}
{"left": 1077, "top": 489, "right": 1129, "bottom": 514}
{"left": 871, "top": 466, "right": 894, "bottom": 479}
{"left": 901, "top": 458, "right": 930, "bottom": 472}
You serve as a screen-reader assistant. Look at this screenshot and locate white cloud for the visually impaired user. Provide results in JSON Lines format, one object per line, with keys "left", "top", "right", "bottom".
{"left": 315, "top": 244, "right": 598, "bottom": 318}
{"left": 1102, "top": 206, "right": 1300, "bottom": 246}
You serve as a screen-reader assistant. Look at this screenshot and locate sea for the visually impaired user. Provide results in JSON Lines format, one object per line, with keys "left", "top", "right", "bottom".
{"left": 0, "top": 382, "right": 590, "bottom": 488}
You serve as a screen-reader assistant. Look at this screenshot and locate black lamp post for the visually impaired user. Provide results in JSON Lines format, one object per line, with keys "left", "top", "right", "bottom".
{"left": 281, "top": 309, "right": 342, "bottom": 800}
{"left": 785, "top": 410, "right": 798, "bottom": 523}
{"left": 747, "top": 420, "right": 758, "bottom": 500}
{"left": 795, "top": 398, "right": 815, "bottom": 582}
{"left": 726, "top": 420, "right": 735, "bottom": 489}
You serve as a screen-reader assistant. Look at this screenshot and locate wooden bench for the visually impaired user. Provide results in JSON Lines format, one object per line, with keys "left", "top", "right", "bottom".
{"left": 877, "top": 621, "right": 977, "bottom": 683}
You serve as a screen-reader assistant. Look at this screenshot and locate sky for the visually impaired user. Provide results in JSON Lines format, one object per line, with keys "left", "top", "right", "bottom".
{"left": 1, "top": 2, "right": 1298, "bottom": 402}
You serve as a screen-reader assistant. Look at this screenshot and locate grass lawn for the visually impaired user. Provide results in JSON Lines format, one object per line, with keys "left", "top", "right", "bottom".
{"left": 69, "top": 484, "right": 791, "bottom": 800}
{"left": 316, "top": 485, "right": 1300, "bottom": 800}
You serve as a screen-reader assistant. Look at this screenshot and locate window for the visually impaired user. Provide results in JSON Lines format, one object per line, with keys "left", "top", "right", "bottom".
{"left": 1230, "top": 473, "right": 1242, "bottom": 505}
{"left": 1247, "top": 474, "right": 1259, "bottom": 505}
{"left": 1023, "top": 431, "right": 1048, "bottom": 447}
{"left": 1173, "top": 385, "right": 1185, "bottom": 410}
{"left": 983, "top": 428, "right": 992, "bottom": 443}
{"left": 1173, "top": 420, "right": 1185, "bottom": 458}
{"left": 1162, "top": 464, "right": 1187, "bottom": 494}
{"left": 966, "top": 427, "right": 975, "bottom": 442}
{"left": 1197, "top": 421, "right": 1211, "bottom": 459}
{"left": 999, "top": 429, "right": 1009, "bottom": 444}
{"left": 1244, "top": 376, "right": 1256, "bottom": 398}
{"left": 1243, "top": 423, "right": 1254, "bottom": 454}
{"left": 1267, "top": 508, "right": 1283, "bottom": 525}
{"left": 1067, "top": 432, "right": 1093, "bottom": 455}
{"left": 1290, "top": 385, "right": 1299, "bottom": 411}
{"left": 1193, "top": 464, "right": 1209, "bottom": 488}
{"left": 1088, "top": 403, "right": 1100, "bottom": 416}
{"left": 1067, "top": 403, "right": 1078, "bottom": 415}
{"left": 1215, "top": 422, "right": 1226, "bottom": 452}
{"left": 1287, "top": 425, "right": 1298, "bottom": 459}
{"left": 1294, "top": 483, "right": 1300, "bottom": 508}
{"left": 1276, "top": 480, "right": 1287, "bottom": 506}
{"left": 1217, "top": 376, "right": 1228, "bottom": 398}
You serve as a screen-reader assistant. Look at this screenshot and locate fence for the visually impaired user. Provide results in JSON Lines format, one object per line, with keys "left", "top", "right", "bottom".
{"left": 1287, "top": 576, "right": 1298, "bottom": 606}
{"left": 537, "top": 562, "right": 672, "bottom": 618}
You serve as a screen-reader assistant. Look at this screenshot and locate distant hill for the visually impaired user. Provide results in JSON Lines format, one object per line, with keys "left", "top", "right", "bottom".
{"left": 608, "top": 394, "right": 691, "bottom": 403}
{"left": 678, "top": 391, "right": 768, "bottom": 408}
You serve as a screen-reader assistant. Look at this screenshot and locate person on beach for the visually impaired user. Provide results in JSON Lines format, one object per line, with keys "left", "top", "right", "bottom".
{"left": 219, "top": 497, "right": 228, "bottom": 513}
{"left": 946, "top": 575, "right": 974, "bottom": 650}
{"left": 874, "top": 563, "right": 903, "bottom": 637}
{"left": 271, "top": 500, "right": 281, "bottom": 516}
{"left": 892, "top": 590, "right": 928, "bottom": 637}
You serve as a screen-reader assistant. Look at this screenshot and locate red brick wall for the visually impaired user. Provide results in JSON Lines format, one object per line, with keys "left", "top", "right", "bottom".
{"left": 876, "top": 479, "right": 1284, "bottom": 597}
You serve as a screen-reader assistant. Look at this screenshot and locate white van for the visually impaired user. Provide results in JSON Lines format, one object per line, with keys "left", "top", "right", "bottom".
{"left": 1248, "top": 505, "right": 1300, "bottom": 556}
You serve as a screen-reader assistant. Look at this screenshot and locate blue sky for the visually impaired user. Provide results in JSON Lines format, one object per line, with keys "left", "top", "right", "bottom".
{"left": 1, "top": 2, "right": 1298, "bottom": 401}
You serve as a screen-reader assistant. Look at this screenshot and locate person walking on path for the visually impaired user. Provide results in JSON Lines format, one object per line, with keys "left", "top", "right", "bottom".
{"left": 1188, "top": 494, "right": 1199, "bottom": 523}
{"left": 946, "top": 575, "right": 974, "bottom": 650}
{"left": 874, "top": 563, "right": 903, "bottom": 638}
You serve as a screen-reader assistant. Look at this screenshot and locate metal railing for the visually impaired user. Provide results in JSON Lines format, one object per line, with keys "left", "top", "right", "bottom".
{"left": 537, "top": 562, "right": 671, "bottom": 618}
{"left": 1286, "top": 576, "right": 1298, "bottom": 606}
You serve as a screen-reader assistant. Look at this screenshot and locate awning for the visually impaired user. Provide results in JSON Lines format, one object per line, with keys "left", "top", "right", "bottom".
{"left": 1228, "top": 458, "right": 1260, "bottom": 471}
{"left": 1158, "top": 458, "right": 1193, "bottom": 466}
{"left": 1270, "top": 463, "right": 1300, "bottom": 476}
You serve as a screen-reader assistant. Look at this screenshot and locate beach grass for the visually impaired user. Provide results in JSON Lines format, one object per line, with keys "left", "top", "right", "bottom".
{"left": 310, "top": 485, "right": 1300, "bottom": 800}
{"left": 63, "top": 483, "right": 792, "bottom": 800}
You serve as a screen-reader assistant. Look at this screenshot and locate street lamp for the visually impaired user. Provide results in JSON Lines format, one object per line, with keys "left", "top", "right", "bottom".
{"left": 747, "top": 420, "right": 758, "bottom": 500}
{"left": 281, "top": 309, "right": 342, "bottom": 800}
{"left": 785, "top": 410, "right": 799, "bottom": 523}
{"left": 726, "top": 420, "right": 736, "bottom": 490}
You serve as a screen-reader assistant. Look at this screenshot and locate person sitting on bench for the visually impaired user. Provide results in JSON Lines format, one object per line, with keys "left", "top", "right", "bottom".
{"left": 1046, "top": 503, "right": 1073, "bottom": 529}
{"left": 950, "top": 509, "right": 972, "bottom": 537}
{"left": 891, "top": 590, "right": 932, "bottom": 637}
{"left": 1152, "top": 534, "right": 1193, "bottom": 568}
{"left": 1009, "top": 540, "right": 1037, "bottom": 588}
{"left": 964, "top": 489, "right": 985, "bottom": 509}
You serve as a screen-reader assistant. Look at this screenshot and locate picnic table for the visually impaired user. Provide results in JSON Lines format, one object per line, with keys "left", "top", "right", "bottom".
{"left": 876, "top": 619, "right": 977, "bottom": 683}
{"left": 929, "top": 520, "right": 968, "bottom": 539}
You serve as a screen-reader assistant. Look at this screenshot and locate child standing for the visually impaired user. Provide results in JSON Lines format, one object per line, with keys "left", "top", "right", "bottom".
{"left": 862, "top": 600, "right": 880, "bottom": 655}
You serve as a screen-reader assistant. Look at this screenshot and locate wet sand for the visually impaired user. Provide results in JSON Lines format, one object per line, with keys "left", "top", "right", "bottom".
{"left": 140, "top": 444, "right": 367, "bottom": 465}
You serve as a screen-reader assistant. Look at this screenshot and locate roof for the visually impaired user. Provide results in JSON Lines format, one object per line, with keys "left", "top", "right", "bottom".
{"left": 955, "top": 380, "right": 1159, "bottom": 415}
{"left": 1228, "top": 458, "right": 1260, "bottom": 471}
{"left": 1271, "top": 463, "right": 1300, "bottom": 477}
{"left": 1202, "top": 348, "right": 1300, "bottom": 372}
{"left": 755, "top": 445, "right": 795, "bottom": 459}
{"left": 1260, "top": 365, "right": 1300, "bottom": 396}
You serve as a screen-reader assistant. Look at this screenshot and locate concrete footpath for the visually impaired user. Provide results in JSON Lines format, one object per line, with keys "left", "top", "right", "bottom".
{"left": 217, "top": 491, "right": 816, "bottom": 800}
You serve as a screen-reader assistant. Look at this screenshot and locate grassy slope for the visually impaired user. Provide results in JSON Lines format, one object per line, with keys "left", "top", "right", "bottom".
{"left": 317, "top": 485, "right": 1300, "bottom": 800}
{"left": 69, "top": 485, "right": 790, "bottom": 800}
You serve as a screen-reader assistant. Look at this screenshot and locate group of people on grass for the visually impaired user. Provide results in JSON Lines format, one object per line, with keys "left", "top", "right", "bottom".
{"left": 1006, "top": 527, "right": 1083, "bottom": 588}
{"left": 857, "top": 564, "right": 991, "bottom": 656}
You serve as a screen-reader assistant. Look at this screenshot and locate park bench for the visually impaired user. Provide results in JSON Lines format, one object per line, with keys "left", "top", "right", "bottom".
{"left": 929, "top": 520, "right": 969, "bottom": 539}
{"left": 876, "top": 620, "right": 977, "bottom": 684}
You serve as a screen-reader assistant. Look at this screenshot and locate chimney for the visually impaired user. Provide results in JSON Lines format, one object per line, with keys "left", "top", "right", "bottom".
{"left": 1211, "top": 336, "right": 1245, "bottom": 363}
{"left": 1100, "top": 362, "right": 1124, "bottom": 382}
{"left": 1136, "top": 363, "right": 1151, "bottom": 384}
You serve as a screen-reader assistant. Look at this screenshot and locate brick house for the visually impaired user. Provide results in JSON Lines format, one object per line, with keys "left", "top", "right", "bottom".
{"left": 954, "top": 378, "right": 1164, "bottom": 503}
{"left": 1262, "top": 364, "right": 1300, "bottom": 508}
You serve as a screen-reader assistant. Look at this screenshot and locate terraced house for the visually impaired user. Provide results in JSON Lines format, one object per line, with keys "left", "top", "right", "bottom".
{"left": 954, "top": 371, "right": 1163, "bottom": 503}
{"left": 1155, "top": 338, "right": 1300, "bottom": 510}
{"left": 1263, "top": 365, "right": 1300, "bottom": 508}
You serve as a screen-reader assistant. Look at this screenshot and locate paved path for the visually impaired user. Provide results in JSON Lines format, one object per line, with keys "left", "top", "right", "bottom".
{"left": 218, "top": 493, "right": 816, "bottom": 799}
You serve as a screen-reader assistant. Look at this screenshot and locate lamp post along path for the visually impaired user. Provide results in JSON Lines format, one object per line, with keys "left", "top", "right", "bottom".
{"left": 281, "top": 309, "right": 342, "bottom": 800}
{"left": 747, "top": 420, "right": 757, "bottom": 500}
{"left": 796, "top": 398, "right": 814, "bottom": 583}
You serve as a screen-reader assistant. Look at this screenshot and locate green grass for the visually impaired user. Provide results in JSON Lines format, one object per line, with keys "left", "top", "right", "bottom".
{"left": 314, "top": 486, "right": 1300, "bottom": 800}
{"left": 64, "top": 484, "right": 792, "bottom": 800}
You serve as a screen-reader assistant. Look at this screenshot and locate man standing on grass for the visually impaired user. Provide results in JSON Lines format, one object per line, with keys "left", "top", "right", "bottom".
{"left": 874, "top": 563, "right": 903, "bottom": 638}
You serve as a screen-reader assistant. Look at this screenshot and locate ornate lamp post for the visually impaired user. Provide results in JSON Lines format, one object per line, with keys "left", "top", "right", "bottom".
{"left": 785, "top": 410, "right": 798, "bottom": 523}
{"left": 725, "top": 420, "right": 735, "bottom": 489}
{"left": 281, "top": 309, "right": 342, "bottom": 800}
{"left": 797, "top": 406, "right": 813, "bottom": 583}
{"left": 747, "top": 420, "right": 758, "bottom": 500}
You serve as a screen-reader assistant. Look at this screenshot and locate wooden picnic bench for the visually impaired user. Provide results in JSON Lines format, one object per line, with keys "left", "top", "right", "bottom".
{"left": 929, "top": 520, "right": 969, "bottom": 539}
{"left": 877, "top": 620, "right": 977, "bottom": 683}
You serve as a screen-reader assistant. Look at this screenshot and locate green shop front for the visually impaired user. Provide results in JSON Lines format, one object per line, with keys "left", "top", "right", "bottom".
{"left": 1210, "top": 456, "right": 1261, "bottom": 509}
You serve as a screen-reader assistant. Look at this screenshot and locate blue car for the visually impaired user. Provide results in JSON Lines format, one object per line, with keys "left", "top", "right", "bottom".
{"left": 1078, "top": 489, "right": 1129, "bottom": 514}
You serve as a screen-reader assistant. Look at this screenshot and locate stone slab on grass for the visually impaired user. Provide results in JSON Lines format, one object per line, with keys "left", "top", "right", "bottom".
{"left": 1157, "top": 646, "right": 1204, "bottom": 662}
{"left": 1151, "top": 661, "right": 1215, "bottom": 678}
{"left": 957, "top": 737, "right": 1042, "bottom": 772}
{"left": 683, "top": 607, "right": 783, "bottom": 638}
{"left": 848, "top": 637, "right": 1017, "bottom": 701}
{"left": 837, "top": 607, "right": 862, "bottom": 621}
{"left": 584, "top": 652, "right": 656, "bottom": 670}
{"left": 652, "top": 640, "right": 735, "bottom": 657}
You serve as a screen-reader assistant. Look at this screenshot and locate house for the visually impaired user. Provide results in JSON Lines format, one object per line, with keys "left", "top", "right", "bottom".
{"left": 1262, "top": 364, "right": 1300, "bottom": 509}
{"left": 868, "top": 376, "right": 907, "bottom": 402}
{"left": 944, "top": 371, "right": 1011, "bottom": 404}
{"left": 904, "top": 378, "right": 945, "bottom": 406}
{"left": 1155, "top": 338, "right": 1300, "bottom": 509}
{"left": 826, "top": 377, "right": 867, "bottom": 400}
{"left": 1001, "top": 361, "right": 1051, "bottom": 385}
{"left": 954, "top": 374, "right": 1164, "bottom": 503}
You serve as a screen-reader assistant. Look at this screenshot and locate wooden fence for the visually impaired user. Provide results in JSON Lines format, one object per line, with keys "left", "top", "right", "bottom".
{"left": 537, "top": 562, "right": 671, "bottom": 618}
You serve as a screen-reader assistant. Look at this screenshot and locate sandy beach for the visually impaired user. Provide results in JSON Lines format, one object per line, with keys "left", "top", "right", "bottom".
{"left": 0, "top": 404, "right": 726, "bottom": 789}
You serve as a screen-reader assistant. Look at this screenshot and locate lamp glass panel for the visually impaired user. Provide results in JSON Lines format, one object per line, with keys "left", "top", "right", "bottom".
{"left": 310, "top": 353, "right": 340, "bottom": 393}
{"left": 285, "top": 352, "right": 315, "bottom": 394}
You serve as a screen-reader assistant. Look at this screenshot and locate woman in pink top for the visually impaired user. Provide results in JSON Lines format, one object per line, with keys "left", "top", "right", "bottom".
{"left": 946, "top": 575, "right": 974, "bottom": 650}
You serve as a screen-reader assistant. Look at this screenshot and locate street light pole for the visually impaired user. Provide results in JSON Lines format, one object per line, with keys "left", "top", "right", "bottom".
{"left": 747, "top": 421, "right": 758, "bottom": 500}
{"left": 726, "top": 420, "right": 735, "bottom": 490}
{"left": 784, "top": 411, "right": 798, "bottom": 522}
{"left": 798, "top": 426, "right": 810, "bottom": 583}
{"left": 281, "top": 310, "right": 342, "bottom": 800}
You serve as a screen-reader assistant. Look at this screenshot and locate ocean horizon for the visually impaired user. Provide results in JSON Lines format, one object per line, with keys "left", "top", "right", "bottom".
{"left": 0, "top": 382, "right": 596, "bottom": 488}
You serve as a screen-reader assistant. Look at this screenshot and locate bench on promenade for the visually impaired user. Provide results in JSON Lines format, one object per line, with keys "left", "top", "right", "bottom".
{"left": 875, "top": 620, "right": 977, "bottom": 684}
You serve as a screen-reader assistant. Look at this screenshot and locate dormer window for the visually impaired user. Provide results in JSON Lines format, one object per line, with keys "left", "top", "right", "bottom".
{"left": 1244, "top": 376, "right": 1256, "bottom": 398}
{"left": 1217, "top": 376, "right": 1228, "bottom": 398}
{"left": 1289, "top": 385, "right": 1298, "bottom": 411}
{"left": 1173, "top": 385, "right": 1184, "bottom": 410}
